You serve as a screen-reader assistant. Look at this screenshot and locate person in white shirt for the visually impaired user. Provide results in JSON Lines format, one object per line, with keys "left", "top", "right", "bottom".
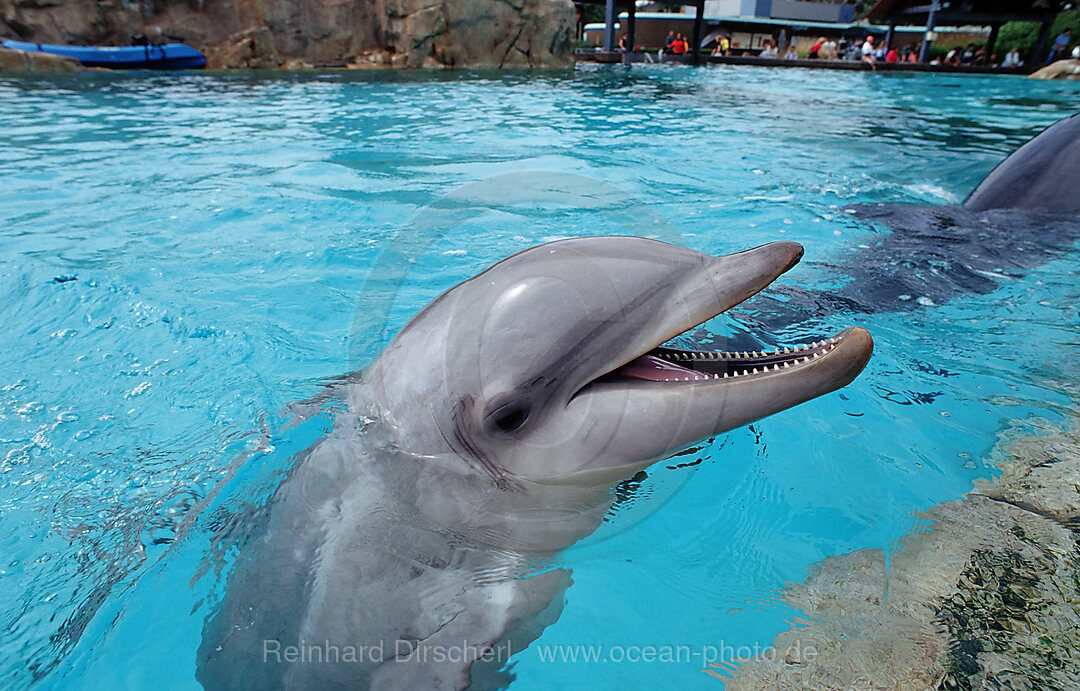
{"left": 1001, "top": 47, "right": 1023, "bottom": 68}
{"left": 862, "top": 36, "right": 877, "bottom": 60}
{"left": 760, "top": 39, "right": 778, "bottom": 58}
{"left": 861, "top": 35, "right": 877, "bottom": 69}
{"left": 784, "top": 45, "right": 799, "bottom": 60}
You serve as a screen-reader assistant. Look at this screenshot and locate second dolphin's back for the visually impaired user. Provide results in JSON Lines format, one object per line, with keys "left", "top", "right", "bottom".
{"left": 965, "top": 113, "right": 1080, "bottom": 214}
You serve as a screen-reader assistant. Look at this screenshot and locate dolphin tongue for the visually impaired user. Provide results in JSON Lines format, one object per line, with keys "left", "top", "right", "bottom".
{"left": 615, "top": 355, "right": 710, "bottom": 381}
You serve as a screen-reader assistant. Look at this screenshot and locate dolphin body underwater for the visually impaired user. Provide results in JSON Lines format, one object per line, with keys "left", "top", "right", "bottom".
{"left": 196, "top": 114, "right": 1076, "bottom": 690}
{"left": 197, "top": 236, "right": 874, "bottom": 689}
{"left": 730, "top": 112, "right": 1080, "bottom": 342}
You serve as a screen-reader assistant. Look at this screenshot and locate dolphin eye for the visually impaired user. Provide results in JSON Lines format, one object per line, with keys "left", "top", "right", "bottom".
{"left": 488, "top": 403, "right": 530, "bottom": 433}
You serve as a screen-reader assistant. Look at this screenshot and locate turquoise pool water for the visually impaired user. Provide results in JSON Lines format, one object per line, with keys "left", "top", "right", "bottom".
{"left": 1, "top": 65, "right": 1078, "bottom": 689}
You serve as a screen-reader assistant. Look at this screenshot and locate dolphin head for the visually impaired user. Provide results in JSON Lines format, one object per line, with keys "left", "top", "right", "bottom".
{"left": 964, "top": 112, "right": 1080, "bottom": 214}
{"left": 365, "top": 236, "right": 872, "bottom": 486}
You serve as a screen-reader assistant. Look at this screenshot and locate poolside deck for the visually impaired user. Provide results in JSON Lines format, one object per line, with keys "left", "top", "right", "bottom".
{"left": 575, "top": 50, "right": 1035, "bottom": 75}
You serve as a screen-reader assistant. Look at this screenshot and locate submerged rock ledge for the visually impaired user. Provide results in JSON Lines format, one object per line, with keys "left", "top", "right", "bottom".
{"left": 0, "top": 0, "right": 574, "bottom": 70}
{"left": 717, "top": 418, "right": 1080, "bottom": 690}
{"left": 1029, "top": 60, "right": 1080, "bottom": 80}
{"left": 0, "top": 46, "right": 81, "bottom": 73}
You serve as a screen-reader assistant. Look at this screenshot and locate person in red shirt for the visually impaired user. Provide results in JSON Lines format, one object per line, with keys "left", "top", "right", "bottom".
{"left": 672, "top": 34, "right": 687, "bottom": 55}
{"left": 885, "top": 46, "right": 899, "bottom": 63}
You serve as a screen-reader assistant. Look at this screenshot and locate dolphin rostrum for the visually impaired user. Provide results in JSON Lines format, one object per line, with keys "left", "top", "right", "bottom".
{"left": 197, "top": 237, "right": 873, "bottom": 689}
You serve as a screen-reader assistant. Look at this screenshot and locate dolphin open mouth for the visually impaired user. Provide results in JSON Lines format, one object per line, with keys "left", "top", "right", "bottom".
{"left": 606, "top": 332, "right": 853, "bottom": 383}
{"left": 567, "top": 239, "right": 872, "bottom": 398}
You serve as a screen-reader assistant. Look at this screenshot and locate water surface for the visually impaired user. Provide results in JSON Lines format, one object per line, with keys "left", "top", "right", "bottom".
{"left": 1, "top": 64, "right": 1078, "bottom": 689}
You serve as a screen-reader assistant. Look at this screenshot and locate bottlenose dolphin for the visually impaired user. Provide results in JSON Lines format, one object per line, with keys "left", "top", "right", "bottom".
{"left": 197, "top": 237, "right": 873, "bottom": 689}
{"left": 720, "top": 113, "right": 1080, "bottom": 347}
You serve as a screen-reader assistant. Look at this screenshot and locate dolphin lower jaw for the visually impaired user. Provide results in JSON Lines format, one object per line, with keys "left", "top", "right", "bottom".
{"left": 542, "top": 326, "right": 872, "bottom": 482}
{"left": 603, "top": 332, "right": 851, "bottom": 383}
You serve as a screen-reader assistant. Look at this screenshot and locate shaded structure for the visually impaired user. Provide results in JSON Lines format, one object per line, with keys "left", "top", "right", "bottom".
{"left": 865, "top": 0, "right": 1066, "bottom": 63}
{"left": 579, "top": 0, "right": 706, "bottom": 63}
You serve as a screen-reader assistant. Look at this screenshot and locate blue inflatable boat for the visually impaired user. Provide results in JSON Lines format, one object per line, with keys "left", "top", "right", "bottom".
{"left": 1, "top": 39, "right": 206, "bottom": 69}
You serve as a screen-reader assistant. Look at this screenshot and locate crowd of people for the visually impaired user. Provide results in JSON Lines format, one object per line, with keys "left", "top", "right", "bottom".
{"left": 710, "top": 30, "right": 1078, "bottom": 69}
{"left": 632, "top": 26, "right": 1080, "bottom": 69}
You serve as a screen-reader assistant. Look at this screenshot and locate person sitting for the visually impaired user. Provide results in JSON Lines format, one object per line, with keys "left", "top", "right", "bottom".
{"left": 671, "top": 34, "right": 687, "bottom": 55}
{"left": 784, "top": 44, "right": 799, "bottom": 60}
{"left": 663, "top": 31, "right": 676, "bottom": 55}
{"left": 861, "top": 35, "right": 877, "bottom": 69}
{"left": 822, "top": 38, "right": 837, "bottom": 59}
{"left": 759, "top": 39, "right": 778, "bottom": 58}
{"left": 808, "top": 37, "right": 824, "bottom": 59}
{"left": 1047, "top": 28, "right": 1071, "bottom": 64}
{"left": 885, "top": 46, "right": 899, "bottom": 63}
{"left": 1001, "top": 47, "right": 1023, "bottom": 68}
{"left": 960, "top": 43, "right": 976, "bottom": 65}
{"left": 906, "top": 43, "right": 920, "bottom": 63}
{"left": 711, "top": 35, "right": 729, "bottom": 57}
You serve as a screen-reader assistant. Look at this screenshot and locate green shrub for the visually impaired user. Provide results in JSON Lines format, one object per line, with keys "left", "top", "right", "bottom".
{"left": 998, "top": 10, "right": 1080, "bottom": 61}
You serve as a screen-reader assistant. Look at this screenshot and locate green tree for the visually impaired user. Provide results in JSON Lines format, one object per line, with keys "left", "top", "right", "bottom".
{"left": 998, "top": 10, "right": 1080, "bottom": 60}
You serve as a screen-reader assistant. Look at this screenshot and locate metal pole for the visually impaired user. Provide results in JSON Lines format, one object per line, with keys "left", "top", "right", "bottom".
{"left": 1033, "top": 19, "right": 1052, "bottom": 65}
{"left": 986, "top": 22, "right": 1000, "bottom": 59}
{"left": 627, "top": 1, "right": 636, "bottom": 54}
{"left": 885, "top": 19, "right": 895, "bottom": 53}
{"left": 604, "top": 0, "right": 616, "bottom": 52}
{"left": 917, "top": 0, "right": 939, "bottom": 63}
{"left": 692, "top": 0, "right": 704, "bottom": 64}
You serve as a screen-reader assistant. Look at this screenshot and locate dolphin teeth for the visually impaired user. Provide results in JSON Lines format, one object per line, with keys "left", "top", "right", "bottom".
{"left": 752, "top": 367, "right": 759, "bottom": 374}
{"left": 812, "top": 352, "right": 820, "bottom": 359}
{"left": 783, "top": 362, "right": 791, "bottom": 368}
{"left": 772, "top": 364, "right": 780, "bottom": 371}
{"left": 783, "top": 346, "right": 790, "bottom": 354}
{"left": 742, "top": 351, "right": 749, "bottom": 358}
{"left": 722, "top": 372, "right": 729, "bottom": 378}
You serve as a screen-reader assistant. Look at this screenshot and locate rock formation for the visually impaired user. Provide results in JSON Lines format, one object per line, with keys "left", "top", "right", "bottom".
{"left": 0, "top": 0, "right": 574, "bottom": 69}
{"left": 714, "top": 417, "right": 1080, "bottom": 690}
{"left": 0, "top": 45, "right": 81, "bottom": 72}
{"left": 1029, "top": 59, "right": 1080, "bottom": 80}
